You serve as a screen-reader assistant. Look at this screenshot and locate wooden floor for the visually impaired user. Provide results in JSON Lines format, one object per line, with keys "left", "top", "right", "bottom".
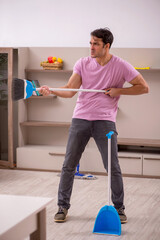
{"left": 0, "top": 169, "right": 160, "bottom": 240}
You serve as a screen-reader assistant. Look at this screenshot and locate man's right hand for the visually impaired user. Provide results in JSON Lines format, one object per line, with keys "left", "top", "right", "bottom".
{"left": 39, "top": 85, "right": 51, "bottom": 96}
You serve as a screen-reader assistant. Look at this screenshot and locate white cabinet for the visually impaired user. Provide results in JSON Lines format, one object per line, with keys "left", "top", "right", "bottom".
{"left": 17, "top": 145, "right": 160, "bottom": 177}
{"left": 17, "top": 145, "right": 66, "bottom": 170}
{"left": 118, "top": 152, "right": 160, "bottom": 177}
{"left": 143, "top": 154, "right": 160, "bottom": 177}
{"left": 118, "top": 152, "right": 143, "bottom": 175}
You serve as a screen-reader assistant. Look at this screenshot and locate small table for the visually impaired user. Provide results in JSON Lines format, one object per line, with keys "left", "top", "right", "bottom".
{"left": 0, "top": 194, "right": 53, "bottom": 240}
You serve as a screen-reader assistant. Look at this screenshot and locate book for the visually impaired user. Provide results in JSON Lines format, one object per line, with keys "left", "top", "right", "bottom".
{"left": 28, "top": 79, "right": 42, "bottom": 96}
{"left": 27, "top": 79, "right": 36, "bottom": 95}
{"left": 31, "top": 80, "right": 41, "bottom": 96}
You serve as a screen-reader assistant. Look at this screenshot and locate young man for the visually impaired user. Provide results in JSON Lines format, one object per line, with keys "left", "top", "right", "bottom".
{"left": 39, "top": 28, "right": 149, "bottom": 224}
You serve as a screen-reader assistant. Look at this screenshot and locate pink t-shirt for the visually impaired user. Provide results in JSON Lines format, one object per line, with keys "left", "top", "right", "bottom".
{"left": 72, "top": 55, "right": 139, "bottom": 122}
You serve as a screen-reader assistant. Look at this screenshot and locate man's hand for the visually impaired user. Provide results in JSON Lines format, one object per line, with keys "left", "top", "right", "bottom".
{"left": 105, "top": 74, "right": 149, "bottom": 97}
{"left": 105, "top": 88, "right": 120, "bottom": 98}
{"left": 39, "top": 85, "right": 51, "bottom": 96}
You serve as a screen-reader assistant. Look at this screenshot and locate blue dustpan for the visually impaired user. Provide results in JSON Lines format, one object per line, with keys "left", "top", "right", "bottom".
{"left": 93, "top": 131, "right": 121, "bottom": 235}
{"left": 93, "top": 205, "right": 121, "bottom": 235}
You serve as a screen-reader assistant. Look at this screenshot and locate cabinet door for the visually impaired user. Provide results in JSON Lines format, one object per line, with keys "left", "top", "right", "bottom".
{"left": 143, "top": 154, "right": 160, "bottom": 176}
{"left": 118, "top": 152, "right": 142, "bottom": 175}
{"left": 0, "top": 48, "right": 14, "bottom": 168}
{"left": 17, "top": 145, "right": 66, "bottom": 170}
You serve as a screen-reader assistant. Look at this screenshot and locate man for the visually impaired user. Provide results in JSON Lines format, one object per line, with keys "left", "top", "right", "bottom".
{"left": 39, "top": 28, "right": 149, "bottom": 224}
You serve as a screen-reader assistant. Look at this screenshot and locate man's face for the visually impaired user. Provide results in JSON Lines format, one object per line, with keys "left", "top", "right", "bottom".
{"left": 90, "top": 36, "right": 106, "bottom": 58}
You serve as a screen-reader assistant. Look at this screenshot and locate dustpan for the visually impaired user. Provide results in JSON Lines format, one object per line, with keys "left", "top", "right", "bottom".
{"left": 93, "top": 131, "right": 121, "bottom": 235}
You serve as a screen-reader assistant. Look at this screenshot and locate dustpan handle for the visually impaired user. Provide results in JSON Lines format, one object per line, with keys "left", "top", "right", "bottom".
{"left": 106, "top": 131, "right": 114, "bottom": 205}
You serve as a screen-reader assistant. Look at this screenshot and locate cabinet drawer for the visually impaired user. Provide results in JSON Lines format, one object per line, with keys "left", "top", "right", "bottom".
{"left": 143, "top": 154, "right": 160, "bottom": 176}
{"left": 118, "top": 152, "right": 142, "bottom": 175}
{"left": 17, "top": 145, "right": 66, "bottom": 170}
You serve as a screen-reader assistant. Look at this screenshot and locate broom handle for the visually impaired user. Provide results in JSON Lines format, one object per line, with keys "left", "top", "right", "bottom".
{"left": 36, "top": 88, "right": 106, "bottom": 93}
{"left": 106, "top": 131, "right": 114, "bottom": 206}
{"left": 108, "top": 138, "right": 111, "bottom": 206}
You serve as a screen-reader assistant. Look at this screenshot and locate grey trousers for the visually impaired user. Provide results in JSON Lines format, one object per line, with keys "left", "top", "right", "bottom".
{"left": 58, "top": 118, "right": 124, "bottom": 210}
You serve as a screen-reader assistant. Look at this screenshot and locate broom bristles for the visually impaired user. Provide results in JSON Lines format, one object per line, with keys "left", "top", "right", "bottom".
{"left": 12, "top": 78, "right": 25, "bottom": 101}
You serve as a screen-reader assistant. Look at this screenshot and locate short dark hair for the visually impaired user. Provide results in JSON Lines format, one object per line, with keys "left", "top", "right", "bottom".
{"left": 91, "top": 28, "right": 114, "bottom": 48}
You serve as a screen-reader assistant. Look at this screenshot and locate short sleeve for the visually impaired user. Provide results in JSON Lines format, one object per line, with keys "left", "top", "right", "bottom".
{"left": 73, "top": 58, "right": 82, "bottom": 77}
{"left": 122, "top": 61, "right": 139, "bottom": 83}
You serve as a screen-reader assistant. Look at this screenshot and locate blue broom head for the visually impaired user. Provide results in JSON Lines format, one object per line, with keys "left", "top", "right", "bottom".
{"left": 12, "top": 78, "right": 36, "bottom": 100}
{"left": 25, "top": 80, "right": 35, "bottom": 99}
{"left": 93, "top": 205, "right": 121, "bottom": 235}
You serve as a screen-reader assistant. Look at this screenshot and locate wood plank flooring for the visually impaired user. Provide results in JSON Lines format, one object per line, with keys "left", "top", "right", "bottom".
{"left": 0, "top": 169, "right": 160, "bottom": 240}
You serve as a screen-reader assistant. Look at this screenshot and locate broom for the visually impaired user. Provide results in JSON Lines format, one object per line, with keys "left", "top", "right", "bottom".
{"left": 12, "top": 78, "right": 106, "bottom": 101}
{"left": 57, "top": 164, "right": 97, "bottom": 180}
{"left": 74, "top": 164, "right": 97, "bottom": 180}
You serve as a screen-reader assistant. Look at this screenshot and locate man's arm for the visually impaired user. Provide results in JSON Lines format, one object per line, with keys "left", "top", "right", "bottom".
{"left": 39, "top": 73, "right": 82, "bottom": 98}
{"left": 105, "top": 74, "right": 149, "bottom": 98}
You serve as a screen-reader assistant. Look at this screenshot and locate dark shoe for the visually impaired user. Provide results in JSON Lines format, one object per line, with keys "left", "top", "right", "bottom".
{"left": 116, "top": 207, "right": 127, "bottom": 224}
{"left": 54, "top": 206, "right": 68, "bottom": 222}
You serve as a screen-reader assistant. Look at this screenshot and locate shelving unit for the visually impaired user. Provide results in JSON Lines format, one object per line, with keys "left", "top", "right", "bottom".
{"left": 117, "top": 138, "right": 160, "bottom": 148}
{"left": 16, "top": 47, "right": 160, "bottom": 177}
{"left": 20, "top": 121, "right": 71, "bottom": 127}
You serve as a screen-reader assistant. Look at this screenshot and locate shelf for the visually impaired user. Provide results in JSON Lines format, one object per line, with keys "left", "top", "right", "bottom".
{"left": 136, "top": 68, "right": 160, "bottom": 71}
{"left": 19, "top": 120, "right": 160, "bottom": 148}
{"left": 20, "top": 121, "right": 71, "bottom": 127}
{"left": 25, "top": 69, "right": 73, "bottom": 73}
{"left": 25, "top": 68, "right": 160, "bottom": 73}
{"left": 118, "top": 138, "right": 160, "bottom": 147}
{"left": 17, "top": 144, "right": 66, "bottom": 151}
{"left": 28, "top": 95, "right": 57, "bottom": 99}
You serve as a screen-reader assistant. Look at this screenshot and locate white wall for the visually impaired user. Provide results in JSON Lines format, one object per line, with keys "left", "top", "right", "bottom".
{"left": 0, "top": 0, "right": 160, "bottom": 48}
